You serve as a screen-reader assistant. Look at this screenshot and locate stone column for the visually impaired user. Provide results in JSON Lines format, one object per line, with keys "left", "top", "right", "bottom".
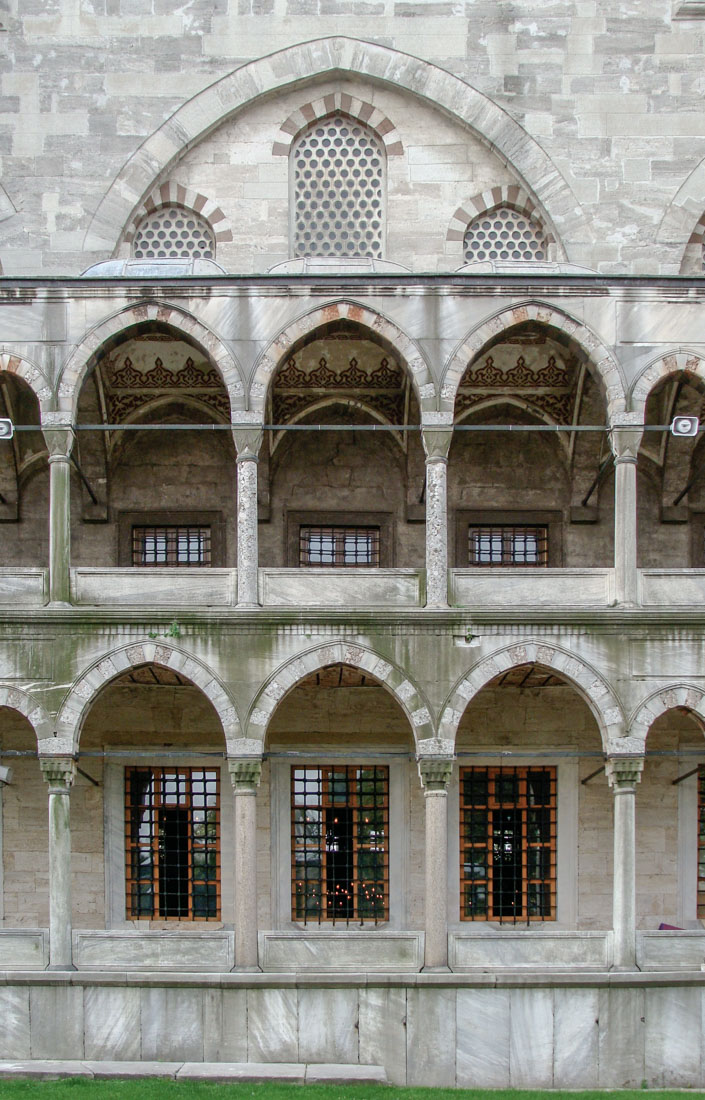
{"left": 42, "top": 424, "right": 75, "bottom": 606}
{"left": 228, "top": 756, "right": 263, "bottom": 970}
{"left": 232, "top": 425, "right": 263, "bottom": 608}
{"left": 609, "top": 416, "right": 643, "bottom": 607}
{"left": 606, "top": 755, "right": 644, "bottom": 971}
{"left": 417, "top": 738, "right": 454, "bottom": 970}
{"left": 422, "top": 420, "right": 453, "bottom": 609}
{"left": 40, "top": 756, "right": 76, "bottom": 970}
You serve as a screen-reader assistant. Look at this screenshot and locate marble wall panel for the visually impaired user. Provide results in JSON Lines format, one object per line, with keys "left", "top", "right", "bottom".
{"left": 553, "top": 986, "right": 599, "bottom": 1088}
{"left": 206, "top": 988, "right": 248, "bottom": 1062}
{"left": 84, "top": 986, "right": 141, "bottom": 1061}
{"left": 406, "top": 986, "right": 456, "bottom": 1088}
{"left": 456, "top": 987, "right": 510, "bottom": 1088}
{"left": 0, "top": 986, "right": 31, "bottom": 1059}
{"left": 247, "top": 987, "right": 298, "bottom": 1062}
{"left": 358, "top": 986, "right": 407, "bottom": 1085}
{"left": 29, "top": 985, "right": 84, "bottom": 1060}
{"left": 140, "top": 987, "right": 204, "bottom": 1062}
{"left": 297, "top": 986, "right": 359, "bottom": 1063}
{"left": 509, "top": 986, "right": 554, "bottom": 1088}
{"left": 645, "top": 986, "right": 702, "bottom": 1087}
{"left": 598, "top": 987, "right": 646, "bottom": 1088}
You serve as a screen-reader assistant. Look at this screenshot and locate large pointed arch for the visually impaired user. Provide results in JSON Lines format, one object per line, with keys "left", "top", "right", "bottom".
{"left": 56, "top": 301, "right": 246, "bottom": 421}
{"left": 245, "top": 640, "right": 435, "bottom": 746}
{"left": 440, "top": 301, "right": 627, "bottom": 418}
{"left": 656, "top": 156, "right": 705, "bottom": 262}
{"left": 0, "top": 685, "right": 52, "bottom": 743}
{"left": 249, "top": 298, "right": 435, "bottom": 414}
{"left": 55, "top": 641, "right": 242, "bottom": 754}
{"left": 83, "top": 37, "right": 591, "bottom": 257}
{"left": 438, "top": 640, "right": 626, "bottom": 752}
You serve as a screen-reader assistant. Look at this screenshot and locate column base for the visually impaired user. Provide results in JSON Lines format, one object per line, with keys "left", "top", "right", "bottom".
{"left": 230, "top": 965, "right": 262, "bottom": 973}
{"left": 46, "top": 963, "right": 77, "bottom": 971}
{"left": 46, "top": 600, "right": 73, "bottom": 609}
{"left": 610, "top": 963, "right": 641, "bottom": 973}
{"left": 235, "top": 603, "right": 260, "bottom": 610}
{"left": 421, "top": 965, "right": 452, "bottom": 973}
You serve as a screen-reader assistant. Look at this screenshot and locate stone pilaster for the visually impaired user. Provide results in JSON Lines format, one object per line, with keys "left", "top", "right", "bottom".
{"left": 228, "top": 755, "right": 263, "bottom": 970}
{"left": 42, "top": 424, "right": 75, "bottom": 606}
{"left": 606, "top": 755, "right": 644, "bottom": 970}
{"left": 417, "top": 738, "right": 454, "bottom": 970}
{"left": 609, "top": 416, "right": 643, "bottom": 607}
{"left": 422, "top": 420, "right": 453, "bottom": 609}
{"left": 233, "top": 425, "right": 263, "bottom": 608}
{"left": 40, "top": 756, "right": 76, "bottom": 970}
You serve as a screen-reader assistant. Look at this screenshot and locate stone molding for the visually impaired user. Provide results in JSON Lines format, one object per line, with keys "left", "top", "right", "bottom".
{"left": 606, "top": 756, "right": 644, "bottom": 788}
{"left": 0, "top": 686, "right": 52, "bottom": 741}
{"left": 56, "top": 302, "right": 246, "bottom": 421}
{"left": 440, "top": 301, "right": 627, "bottom": 419}
{"left": 228, "top": 757, "right": 263, "bottom": 792}
{"left": 272, "top": 93, "right": 404, "bottom": 158}
{"left": 417, "top": 757, "right": 454, "bottom": 791}
{"left": 446, "top": 185, "right": 560, "bottom": 258}
{"left": 249, "top": 298, "right": 435, "bottom": 415}
{"left": 438, "top": 639, "right": 625, "bottom": 750}
{"left": 120, "top": 182, "right": 234, "bottom": 255}
{"left": 39, "top": 756, "right": 76, "bottom": 791}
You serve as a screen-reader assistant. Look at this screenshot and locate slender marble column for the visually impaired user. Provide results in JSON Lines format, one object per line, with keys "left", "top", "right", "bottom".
{"left": 422, "top": 425, "right": 453, "bottom": 609}
{"left": 606, "top": 756, "right": 644, "bottom": 970}
{"left": 417, "top": 741, "right": 454, "bottom": 970}
{"left": 610, "top": 418, "right": 642, "bottom": 607}
{"left": 233, "top": 426, "right": 263, "bottom": 608}
{"left": 40, "top": 757, "right": 76, "bottom": 970}
{"left": 228, "top": 756, "right": 262, "bottom": 970}
{"left": 43, "top": 427, "right": 75, "bottom": 606}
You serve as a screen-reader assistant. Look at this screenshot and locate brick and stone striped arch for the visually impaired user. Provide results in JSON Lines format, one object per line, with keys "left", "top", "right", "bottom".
{"left": 440, "top": 301, "right": 627, "bottom": 418}
{"left": 272, "top": 94, "right": 403, "bottom": 158}
{"left": 83, "top": 37, "right": 590, "bottom": 255}
{"left": 56, "top": 301, "right": 246, "bottom": 421}
{"left": 446, "top": 186, "right": 560, "bottom": 260}
{"left": 246, "top": 641, "right": 435, "bottom": 747}
{"left": 119, "top": 181, "right": 233, "bottom": 255}
{"left": 630, "top": 350, "right": 705, "bottom": 420}
{"left": 249, "top": 298, "right": 435, "bottom": 414}
{"left": 629, "top": 685, "right": 705, "bottom": 748}
{"left": 0, "top": 351, "right": 53, "bottom": 419}
{"left": 55, "top": 641, "right": 242, "bottom": 755}
{"left": 0, "top": 685, "right": 52, "bottom": 743}
{"left": 438, "top": 640, "right": 626, "bottom": 753}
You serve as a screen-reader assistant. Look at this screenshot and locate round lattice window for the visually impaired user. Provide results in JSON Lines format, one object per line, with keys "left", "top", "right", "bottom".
{"left": 292, "top": 116, "right": 385, "bottom": 259}
{"left": 463, "top": 206, "right": 547, "bottom": 263}
{"left": 132, "top": 207, "right": 215, "bottom": 260}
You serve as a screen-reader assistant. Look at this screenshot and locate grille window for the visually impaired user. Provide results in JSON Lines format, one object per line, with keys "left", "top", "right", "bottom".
{"left": 460, "top": 766, "right": 557, "bottom": 923}
{"left": 292, "top": 116, "right": 385, "bottom": 259}
{"left": 132, "top": 206, "right": 215, "bottom": 260}
{"left": 463, "top": 206, "right": 547, "bottom": 263}
{"left": 468, "top": 525, "right": 548, "bottom": 566}
{"left": 125, "top": 767, "right": 220, "bottom": 921}
{"left": 132, "top": 525, "right": 211, "bottom": 567}
{"left": 299, "top": 525, "right": 380, "bottom": 567}
{"left": 291, "top": 766, "right": 389, "bottom": 924}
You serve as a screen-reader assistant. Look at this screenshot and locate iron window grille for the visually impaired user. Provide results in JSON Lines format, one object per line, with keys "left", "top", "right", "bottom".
{"left": 132, "top": 525, "right": 211, "bottom": 567}
{"left": 299, "top": 525, "right": 380, "bottom": 567}
{"left": 291, "top": 765, "right": 389, "bottom": 924}
{"left": 125, "top": 767, "right": 220, "bottom": 920}
{"left": 460, "top": 766, "right": 557, "bottom": 923}
{"left": 468, "top": 524, "right": 548, "bottom": 566}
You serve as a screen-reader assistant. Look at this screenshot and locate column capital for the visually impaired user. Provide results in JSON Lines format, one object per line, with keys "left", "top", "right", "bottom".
{"left": 608, "top": 413, "right": 643, "bottom": 461}
{"left": 39, "top": 756, "right": 76, "bottom": 791}
{"left": 417, "top": 738, "right": 455, "bottom": 791}
{"left": 232, "top": 423, "right": 263, "bottom": 459}
{"left": 42, "top": 425, "right": 75, "bottom": 459}
{"left": 228, "top": 756, "right": 263, "bottom": 792}
{"left": 421, "top": 418, "right": 453, "bottom": 462}
{"left": 606, "top": 755, "right": 644, "bottom": 789}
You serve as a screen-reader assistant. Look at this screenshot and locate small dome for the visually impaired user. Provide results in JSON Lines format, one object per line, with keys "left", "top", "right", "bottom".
{"left": 80, "top": 257, "right": 227, "bottom": 277}
{"left": 456, "top": 260, "right": 596, "bottom": 275}
{"left": 268, "top": 257, "right": 411, "bottom": 275}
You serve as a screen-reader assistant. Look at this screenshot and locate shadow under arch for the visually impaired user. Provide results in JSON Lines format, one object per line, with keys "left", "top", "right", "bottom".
{"left": 0, "top": 351, "right": 53, "bottom": 421}
{"left": 250, "top": 298, "right": 434, "bottom": 416}
{"left": 629, "top": 684, "right": 705, "bottom": 749}
{"left": 438, "top": 640, "right": 626, "bottom": 753}
{"left": 245, "top": 640, "right": 435, "bottom": 748}
{"left": 629, "top": 348, "right": 705, "bottom": 420}
{"left": 54, "top": 641, "right": 242, "bottom": 755}
{"left": 56, "top": 302, "right": 246, "bottom": 423}
{"left": 440, "top": 302, "right": 627, "bottom": 420}
{"left": 0, "top": 685, "right": 52, "bottom": 744}
{"left": 83, "top": 36, "right": 591, "bottom": 258}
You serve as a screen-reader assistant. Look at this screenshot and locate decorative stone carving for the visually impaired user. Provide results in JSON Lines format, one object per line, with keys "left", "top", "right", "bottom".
{"left": 228, "top": 757, "right": 263, "bottom": 792}
{"left": 606, "top": 756, "right": 644, "bottom": 789}
{"left": 39, "top": 756, "right": 76, "bottom": 791}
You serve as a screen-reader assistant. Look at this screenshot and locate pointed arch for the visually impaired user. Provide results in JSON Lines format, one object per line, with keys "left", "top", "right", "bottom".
{"left": 438, "top": 640, "right": 626, "bottom": 752}
{"left": 447, "top": 185, "right": 561, "bottom": 264}
{"left": 0, "top": 685, "right": 52, "bottom": 743}
{"left": 440, "top": 301, "right": 627, "bottom": 419}
{"left": 245, "top": 640, "right": 435, "bottom": 746}
{"left": 0, "top": 351, "right": 53, "bottom": 419}
{"left": 629, "top": 684, "right": 705, "bottom": 747}
{"left": 272, "top": 92, "right": 404, "bottom": 158}
{"left": 120, "top": 181, "right": 233, "bottom": 257}
{"left": 630, "top": 349, "right": 705, "bottom": 419}
{"left": 249, "top": 298, "right": 435, "bottom": 414}
{"left": 656, "top": 156, "right": 705, "bottom": 264}
{"left": 55, "top": 641, "right": 242, "bottom": 754}
{"left": 83, "top": 37, "right": 590, "bottom": 257}
{"left": 56, "top": 302, "right": 246, "bottom": 421}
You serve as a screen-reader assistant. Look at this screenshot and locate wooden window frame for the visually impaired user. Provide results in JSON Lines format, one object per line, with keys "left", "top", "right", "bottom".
{"left": 286, "top": 511, "right": 393, "bottom": 568}
{"left": 454, "top": 510, "right": 563, "bottom": 568}
{"left": 118, "top": 511, "right": 224, "bottom": 567}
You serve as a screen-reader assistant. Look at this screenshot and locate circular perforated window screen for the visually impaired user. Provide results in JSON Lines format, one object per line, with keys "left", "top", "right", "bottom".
{"left": 292, "top": 116, "right": 385, "bottom": 259}
{"left": 463, "top": 207, "right": 547, "bottom": 263}
{"left": 132, "top": 207, "right": 215, "bottom": 260}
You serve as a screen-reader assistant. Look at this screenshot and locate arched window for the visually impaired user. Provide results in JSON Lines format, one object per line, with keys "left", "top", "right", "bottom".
{"left": 463, "top": 206, "right": 547, "bottom": 263}
{"left": 131, "top": 206, "right": 216, "bottom": 260}
{"left": 291, "top": 115, "right": 385, "bottom": 259}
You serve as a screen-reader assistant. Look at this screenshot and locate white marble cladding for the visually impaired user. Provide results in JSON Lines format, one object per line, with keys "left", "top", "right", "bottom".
{"left": 259, "top": 931, "right": 424, "bottom": 971}
{"left": 637, "top": 930, "right": 705, "bottom": 970}
{"left": 0, "top": 930, "right": 47, "bottom": 970}
{"left": 451, "top": 569, "right": 614, "bottom": 609}
{"left": 449, "top": 931, "right": 611, "bottom": 970}
{"left": 71, "top": 569, "right": 236, "bottom": 607}
{"left": 0, "top": 976, "right": 703, "bottom": 1087}
{"left": 72, "top": 931, "right": 234, "bottom": 971}
{"left": 260, "top": 569, "right": 423, "bottom": 608}
{"left": 639, "top": 570, "right": 705, "bottom": 606}
{"left": 0, "top": 570, "right": 47, "bottom": 607}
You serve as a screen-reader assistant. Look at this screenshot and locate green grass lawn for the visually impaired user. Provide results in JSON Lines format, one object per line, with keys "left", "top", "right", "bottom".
{"left": 0, "top": 1083, "right": 698, "bottom": 1100}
